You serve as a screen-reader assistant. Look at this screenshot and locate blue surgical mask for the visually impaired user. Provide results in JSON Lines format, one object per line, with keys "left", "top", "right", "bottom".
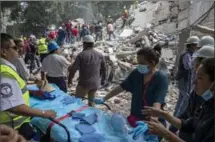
{"left": 201, "top": 90, "right": 213, "bottom": 101}
{"left": 137, "top": 65, "right": 149, "bottom": 74}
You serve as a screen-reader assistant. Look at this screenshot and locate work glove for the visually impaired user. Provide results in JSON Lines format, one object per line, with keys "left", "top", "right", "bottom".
{"left": 129, "top": 121, "right": 148, "bottom": 140}
{"left": 93, "top": 98, "right": 105, "bottom": 104}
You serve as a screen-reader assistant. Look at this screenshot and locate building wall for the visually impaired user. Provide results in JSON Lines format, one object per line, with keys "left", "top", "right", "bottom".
{"left": 189, "top": 1, "right": 214, "bottom": 28}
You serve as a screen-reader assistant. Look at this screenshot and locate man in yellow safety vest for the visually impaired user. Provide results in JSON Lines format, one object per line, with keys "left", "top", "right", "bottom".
{"left": 37, "top": 35, "right": 48, "bottom": 62}
{"left": 0, "top": 33, "right": 56, "bottom": 140}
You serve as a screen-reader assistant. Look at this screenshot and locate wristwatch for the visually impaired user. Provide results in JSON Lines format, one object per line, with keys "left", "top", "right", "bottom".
{"left": 42, "top": 110, "right": 45, "bottom": 117}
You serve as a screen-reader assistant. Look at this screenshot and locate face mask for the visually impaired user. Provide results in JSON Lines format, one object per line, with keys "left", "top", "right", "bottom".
{"left": 201, "top": 90, "right": 213, "bottom": 101}
{"left": 137, "top": 65, "right": 149, "bottom": 74}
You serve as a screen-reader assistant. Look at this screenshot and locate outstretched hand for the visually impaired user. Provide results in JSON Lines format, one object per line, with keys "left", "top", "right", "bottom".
{"left": 145, "top": 117, "right": 168, "bottom": 137}
{"left": 142, "top": 106, "right": 165, "bottom": 118}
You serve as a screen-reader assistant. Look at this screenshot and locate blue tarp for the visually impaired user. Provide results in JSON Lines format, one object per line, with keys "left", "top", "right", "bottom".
{"left": 28, "top": 84, "right": 158, "bottom": 142}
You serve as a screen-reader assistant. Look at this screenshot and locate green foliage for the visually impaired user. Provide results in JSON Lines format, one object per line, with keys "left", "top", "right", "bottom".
{"left": 6, "top": 1, "right": 133, "bottom": 36}
{"left": 1, "top": 1, "right": 18, "bottom": 12}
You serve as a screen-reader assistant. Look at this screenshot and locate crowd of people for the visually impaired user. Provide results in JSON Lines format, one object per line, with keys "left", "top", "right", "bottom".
{"left": 0, "top": 14, "right": 214, "bottom": 142}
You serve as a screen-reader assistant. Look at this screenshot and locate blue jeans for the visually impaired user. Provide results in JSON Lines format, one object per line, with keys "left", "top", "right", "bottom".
{"left": 174, "top": 78, "right": 190, "bottom": 117}
{"left": 169, "top": 78, "right": 190, "bottom": 133}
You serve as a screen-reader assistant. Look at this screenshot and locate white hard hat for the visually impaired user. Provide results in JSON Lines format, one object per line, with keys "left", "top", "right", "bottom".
{"left": 59, "top": 27, "right": 62, "bottom": 30}
{"left": 198, "top": 36, "right": 214, "bottom": 47}
{"left": 186, "top": 36, "right": 200, "bottom": 44}
{"left": 83, "top": 35, "right": 94, "bottom": 43}
{"left": 193, "top": 45, "right": 214, "bottom": 58}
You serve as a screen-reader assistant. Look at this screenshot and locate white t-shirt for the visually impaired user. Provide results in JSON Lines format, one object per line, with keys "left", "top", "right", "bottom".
{"left": 42, "top": 54, "right": 70, "bottom": 77}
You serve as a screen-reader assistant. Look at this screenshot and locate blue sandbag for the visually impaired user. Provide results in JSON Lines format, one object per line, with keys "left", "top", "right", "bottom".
{"left": 79, "top": 133, "right": 104, "bottom": 142}
{"left": 61, "top": 96, "right": 76, "bottom": 105}
{"left": 75, "top": 124, "right": 96, "bottom": 135}
{"left": 110, "top": 113, "right": 127, "bottom": 133}
{"left": 81, "top": 113, "right": 97, "bottom": 125}
{"left": 72, "top": 112, "right": 86, "bottom": 120}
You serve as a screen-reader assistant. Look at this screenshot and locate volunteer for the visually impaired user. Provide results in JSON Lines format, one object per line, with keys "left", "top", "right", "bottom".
{"left": 175, "top": 45, "right": 214, "bottom": 141}
{"left": 11, "top": 38, "right": 30, "bottom": 81}
{"left": 190, "top": 35, "right": 214, "bottom": 92}
{"left": 121, "top": 6, "right": 129, "bottom": 29}
{"left": 107, "top": 22, "right": 116, "bottom": 41}
{"left": 174, "top": 36, "right": 199, "bottom": 117}
{"left": 0, "top": 33, "right": 56, "bottom": 140}
{"left": 136, "top": 58, "right": 214, "bottom": 142}
{"left": 94, "top": 47, "right": 168, "bottom": 129}
{"left": 41, "top": 41, "right": 70, "bottom": 93}
{"left": 37, "top": 35, "right": 48, "bottom": 62}
{"left": 80, "top": 24, "right": 90, "bottom": 39}
{"left": 56, "top": 26, "right": 66, "bottom": 47}
{"left": 68, "top": 35, "right": 106, "bottom": 106}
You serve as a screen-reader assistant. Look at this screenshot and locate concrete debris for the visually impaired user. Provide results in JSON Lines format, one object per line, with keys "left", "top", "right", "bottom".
{"left": 139, "top": 5, "right": 147, "bottom": 12}
{"left": 119, "top": 29, "right": 134, "bottom": 39}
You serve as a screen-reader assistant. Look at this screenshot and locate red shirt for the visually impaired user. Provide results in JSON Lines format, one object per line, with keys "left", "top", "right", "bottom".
{"left": 71, "top": 28, "right": 78, "bottom": 36}
{"left": 65, "top": 22, "right": 72, "bottom": 30}
{"left": 48, "top": 31, "right": 57, "bottom": 39}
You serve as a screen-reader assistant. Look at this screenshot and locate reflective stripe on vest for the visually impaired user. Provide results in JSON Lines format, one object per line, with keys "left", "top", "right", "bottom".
{"left": 0, "top": 64, "right": 30, "bottom": 129}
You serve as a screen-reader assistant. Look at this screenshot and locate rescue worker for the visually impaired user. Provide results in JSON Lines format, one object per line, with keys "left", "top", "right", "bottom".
{"left": 41, "top": 41, "right": 70, "bottom": 93}
{"left": 93, "top": 47, "right": 168, "bottom": 139}
{"left": 95, "top": 22, "right": 103, "bottom": 42}
{"left": 190, "top": 36, "right": 214, "bottom": 92}
{"left": 121, "top": 6, "right": 129, "bottom": 29}
{"left": 56, "top": 26, "right": 66, "bottom": 47}
{"left": 37, "top": 35, "right": 48, "bottom": 62}
{"left": 107, "top": 22, "right": 116, "bottom": 41}
{"left": 11, "top": 38, "right": 30, "bottom": 81}
{"left": 68, "top": 35, "right": 106, "bottom": 106}
{"left": 80, "top": 25, "right": 90, "bottom": 40}
{"left": 169, "top": 36, "right": 214, "bottom": 137}
{"left": 0, "top": 33, "right": 56, "bottom": 140}
{"left": 107, "top": 15, "right": 113, "bottom": 24}
{"left": 71, "top": 26, "right": 79, "bottom": 42}
{"left": 176, "top": 45, "right": 215, "bottom": 141}
{"left": 174, "top": 36, "right": 199, "bottom": 118}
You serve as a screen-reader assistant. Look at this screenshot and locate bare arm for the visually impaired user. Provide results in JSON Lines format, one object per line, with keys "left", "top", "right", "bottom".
{"left": 163, "top": 129, "right": 185, "bottom": 142}
{"left": 153, "top": 103, "right": 161, "bottom": 109}
{"left": 8, "top": 104, "right": 45, "bottom": 118}
{"left": 162, "top": 111, "right": 182, "bottom": 129}
{"left": 100, "top": 56, "right": 106, "bottom": 83}
{"left": 104, "top": 85, "right": 124, "bottom": 101}
{"left": 68, "top": 55, "right": 80, "bottom": 84}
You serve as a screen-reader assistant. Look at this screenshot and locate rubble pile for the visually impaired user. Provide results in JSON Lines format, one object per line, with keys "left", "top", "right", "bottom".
{"left": 67, "top": 1, "right": 179, "bottom": 116}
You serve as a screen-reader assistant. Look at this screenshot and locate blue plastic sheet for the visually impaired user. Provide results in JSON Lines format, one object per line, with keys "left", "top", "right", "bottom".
{"left": 28, "top": 84, "right": 158, "bottom": 142}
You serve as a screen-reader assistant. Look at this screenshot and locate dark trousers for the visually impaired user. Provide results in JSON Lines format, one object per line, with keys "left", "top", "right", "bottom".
{"left": 46, "top": 76, "right": 67, "bottom": 93}
{"left": 40, "top": 53, "right": 48, "bottom": 63}
{"left": 25, "top": 53, "right": 40, "bottom": 73}
{"left": 18, "top": 122, "right": 34, "bottom": 140}
{"left": 95, "top": 32, "right": 102, "bottom": 42}
{"left": 108, "top": 31, "right": 116, "bottom": 40}
{"left": 121, "top": 19, "right": 127, "bottom": 29}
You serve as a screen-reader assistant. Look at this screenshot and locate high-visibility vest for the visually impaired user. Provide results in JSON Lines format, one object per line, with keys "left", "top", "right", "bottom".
{"left": 0, "top": 64, "right": 31, "bottom": 129}
{"left": 38, "top": 38, "right": 48, "bottom": 54}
